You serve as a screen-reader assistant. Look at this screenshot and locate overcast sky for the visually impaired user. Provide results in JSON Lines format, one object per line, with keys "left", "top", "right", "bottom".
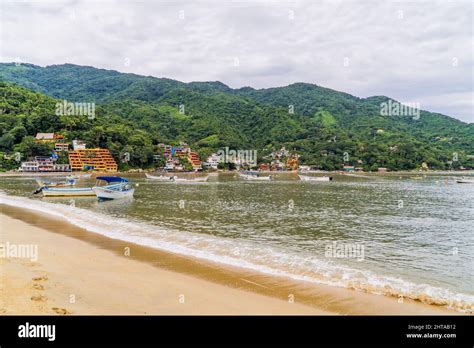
{"left": 0, "top": 0, "right": 472, "bottom": 122}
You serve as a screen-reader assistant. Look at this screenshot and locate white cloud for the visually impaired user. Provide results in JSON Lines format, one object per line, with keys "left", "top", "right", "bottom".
{"left": 0, "top": 0, "right": 472, "bottom": 122}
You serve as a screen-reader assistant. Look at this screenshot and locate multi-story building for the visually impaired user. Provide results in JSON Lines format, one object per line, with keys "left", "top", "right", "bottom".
{"left": 188, "top": 152, "right": 202, "bottom": 170}
{"left": 55, "top": 143, "right": 70, "bottom": 152}
{"left": 72, "top": 140, "right": 87, "bottom": 150}
{"left": 53, "top": 163, "right": 71, "bottom": 171}
{"left": 164, "top": 161, "right": 175, "bottom": 171}
{"left": 203, "top": 153, "right": 221, "bottom": 169}
{"left": 19, "top": 161, "right": 39, "bottom": 172}
{"left": 173, "top": 147, "right": 190, "bottom": 158}
{"left": 68, "top": 148, "right": 117, "bottom": 172}
{"left": 159, "top": 144, "right": 203, "bottom": 171}
{"left": 19, "top": 156, "right": 71, "bottom": 172}
{"left": 163, "top": 145, "right": 172, "bottom": 160}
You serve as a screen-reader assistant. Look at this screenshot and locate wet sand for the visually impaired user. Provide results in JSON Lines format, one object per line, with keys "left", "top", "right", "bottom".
{"left": 0, "top": 205, "right": 458, "bottom": 315}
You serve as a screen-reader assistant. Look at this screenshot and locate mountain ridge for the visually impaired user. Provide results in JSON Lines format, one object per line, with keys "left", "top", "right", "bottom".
{"left": 1, "top": 62, "right": 465, "bottom": 123}
{"left": 0, "top": 63, "right": 472, "bottom": 171}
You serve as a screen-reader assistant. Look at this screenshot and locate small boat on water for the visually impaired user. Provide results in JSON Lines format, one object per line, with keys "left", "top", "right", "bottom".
{"left": 238, "top": 171, "right": 272, "bottom": 181}
{"left": 145, "top": 173, "right": 175, "bottom": 181}
{"left": 146, "top": 173, "right": 209, "bottom": 182}
{"left": 35, "top": 178, "right": 76, "bottom": 187}
{"left": 40, "top": 186, "right": 96, "bottom": 197}
{"left": 172, "top": 175, "right": 209, "bottom": 182}
{"left": 298, "top": 174, "right": 333, "bottom": 182}
{"left": 92, "top": 176, "right": 134, "bottom": 200}
{"left": 456, "top": 177, "right": 474, "bottom": 184}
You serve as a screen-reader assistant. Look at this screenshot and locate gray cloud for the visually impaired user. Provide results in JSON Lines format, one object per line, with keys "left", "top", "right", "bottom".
{"left": 0, "top": 0, "right": 472, "bottom": 122}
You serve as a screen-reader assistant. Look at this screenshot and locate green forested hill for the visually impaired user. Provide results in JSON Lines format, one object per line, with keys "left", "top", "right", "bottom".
{"left": 0, "top": 63, "right": 184, "bottom": 103}
{"left": 0, "top": 63, "right": 472, "bottom": 171}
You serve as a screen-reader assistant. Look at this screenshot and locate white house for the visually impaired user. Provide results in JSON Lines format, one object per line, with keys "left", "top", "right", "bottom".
{"left": 204, "top": 153, "right": 221, "bottom": 169}
{"left": 72, "top": 140, "right": 87, "bottom": 150}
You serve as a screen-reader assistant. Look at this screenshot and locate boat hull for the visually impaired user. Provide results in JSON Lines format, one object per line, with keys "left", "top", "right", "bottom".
{"left": 456, "top": 180, "right": 474, "bottom": 184}
{"left": 241, "top": 176, "right": 271, "bottom": 181}
{"left": 298, "top": 174, "right": 332, "bottom": 182}
{"left": 147, "top": 173, "right": 209, "bottom": 182}
{"left": 92, "top": 187, "right": 135, "bottom": 200}
{"left": 145, "top": 173, "right": 174, "bottom": 181}
{"left": 173, "top": 176, "right": 209, "bottom": 182}
{"left": 41, "top": 187, "right": 95, "bottom": 197}
{"left": 238, "top": 173, "right": 272, "bottom": 181}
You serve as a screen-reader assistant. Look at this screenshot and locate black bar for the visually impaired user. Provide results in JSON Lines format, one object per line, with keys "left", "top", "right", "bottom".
{"left": 0, "top": 315, "right": 472, "bottom": 346}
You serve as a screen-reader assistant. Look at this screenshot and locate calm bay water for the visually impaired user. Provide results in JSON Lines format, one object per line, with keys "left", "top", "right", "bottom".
{"left": 1, "top": 172, "right": 473, "bottom": 311}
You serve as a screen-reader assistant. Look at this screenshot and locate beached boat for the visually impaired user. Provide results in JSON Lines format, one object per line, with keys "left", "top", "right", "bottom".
{"left": 41, "top": 187, "right": 95, "bottom": 197}
{"left": 238, "top": 171, "right": 272, "bottom": 181}
{"left": 36, "top": 178, "right": 76, "bottom": 188}
{"left": 456, "top": 177, "right": 474, "bottom": 184}
{"left": 92, "top": 176, "right": 134, "bottom": 200}
{"left": 298, "top": 174, "right": 333, "bottom": 182}
{"left": 145, "top": 173, "right": 175, "bottom": 181}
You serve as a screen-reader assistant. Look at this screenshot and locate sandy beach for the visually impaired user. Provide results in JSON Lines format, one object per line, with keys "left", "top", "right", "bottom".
{"left": 0, "top": 205, "right": 460, "bottom": 315}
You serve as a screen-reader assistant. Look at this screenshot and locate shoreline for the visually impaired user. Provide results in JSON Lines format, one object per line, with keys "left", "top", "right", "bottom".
{"left": 0, "top": 169, "right": 473, "bottom": 177}
{"left": 0, "top": 209, "right": 323, "bottom": 315}
{"left": 0, "top": 204, "right": 460, "bottom": 315}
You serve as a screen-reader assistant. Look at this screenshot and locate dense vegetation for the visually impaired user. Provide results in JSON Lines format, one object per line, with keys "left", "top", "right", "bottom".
{"left": 0, "top": 63, "right": 472, "bottom": 171}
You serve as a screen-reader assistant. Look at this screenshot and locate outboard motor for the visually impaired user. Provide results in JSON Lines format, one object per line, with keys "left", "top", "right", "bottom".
{"left": 33, "top": 186, "right": 45, "bottom": 194}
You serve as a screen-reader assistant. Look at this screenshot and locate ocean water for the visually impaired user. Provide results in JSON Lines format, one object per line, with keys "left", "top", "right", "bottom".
{"left": 0, "top": 172, "right": 473, "bottom": 312}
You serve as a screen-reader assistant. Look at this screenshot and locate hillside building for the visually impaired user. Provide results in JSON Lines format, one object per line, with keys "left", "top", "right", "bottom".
{"left": 68, "top": 148, "right": 117, "bottom": 172}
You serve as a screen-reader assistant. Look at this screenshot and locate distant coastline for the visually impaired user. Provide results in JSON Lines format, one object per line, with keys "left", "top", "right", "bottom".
{"left": 1, "top": 169, "right": 473, "bottom": 177}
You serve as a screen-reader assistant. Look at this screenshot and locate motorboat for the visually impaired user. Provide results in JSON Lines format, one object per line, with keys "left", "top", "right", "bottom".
{"left": 92, "top": 176, "right": 134, "bottom": 200}
{"left": 456, "top": 177, "right": 474, "bottom": 184}
{"left": 145, "top": 173, "right": 175, "bottom": 181}
{"left": 172, "top": 175, "right": 209, "bottom": 182}
{"left": 238, "top": 171, "right": 272, "bottom": 181}
{"left": 298, "top": 174, "right": 332, "bottom": 182}
{"left": 40, "top": 186, "right": 95, "bottom": 197}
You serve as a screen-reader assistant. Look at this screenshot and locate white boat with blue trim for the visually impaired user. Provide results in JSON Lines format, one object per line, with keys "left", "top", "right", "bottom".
{"left": 92, "top": 176, "right": 134, "bottom": 200}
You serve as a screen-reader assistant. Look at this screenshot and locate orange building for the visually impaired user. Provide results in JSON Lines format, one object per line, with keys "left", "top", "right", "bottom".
{"left": 188, "top": 152, "right": 202, "bottom": 170}
{"left": 286, "top": 157, "right": 298, "bottom": 171}
{"left": 68, "top": 148, "right": 118, "bottom": 172}
{"left": 55, "top": 143, "right": 70, "bottom": 152}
